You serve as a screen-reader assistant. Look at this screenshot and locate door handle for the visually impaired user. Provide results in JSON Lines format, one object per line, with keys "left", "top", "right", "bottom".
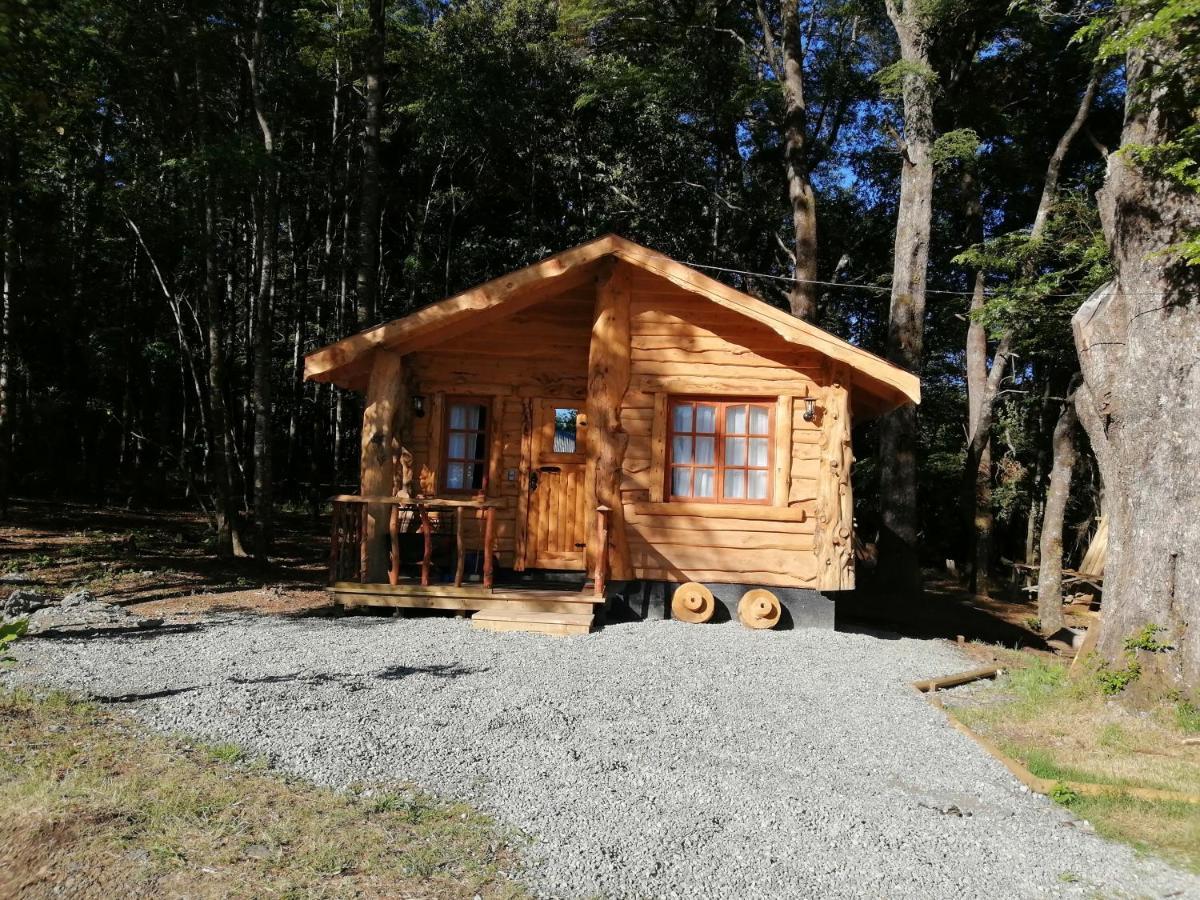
{"left": 529, "top": 471, "right": 539, "bottom": 492}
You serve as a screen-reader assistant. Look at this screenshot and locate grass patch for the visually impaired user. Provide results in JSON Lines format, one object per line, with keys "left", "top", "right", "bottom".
{"left": 1058, "top": 792, "right": 1200, "bottom": 875}
{"left": 945, "top": 652, "right": 1200, "bottom": 873}
{"left": 0, "top": 688, "right": 523, "bottom": 898}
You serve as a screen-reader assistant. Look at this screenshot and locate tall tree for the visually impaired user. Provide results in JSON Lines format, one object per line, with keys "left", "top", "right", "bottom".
{"left": 1072, "top": 0, "right": 1200, "bottom": 687}
{"left": 876, "top": 0, "right": 938, "bottom": 592}
{"left": 354, "top": 0, "right": 386, "bottom": 326}
{"left": 245, "top": 0, "right": 279, "bottom": 559}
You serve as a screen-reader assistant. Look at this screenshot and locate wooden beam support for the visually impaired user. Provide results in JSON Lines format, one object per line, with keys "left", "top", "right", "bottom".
{"left": 815, "top": 364, "right": 855, "bottom": 590}
{"left": 585, "top": 260, "right": 633, "bottom": 580}
{"left": 360, "top": 349, "right": 407, "bottom": 583}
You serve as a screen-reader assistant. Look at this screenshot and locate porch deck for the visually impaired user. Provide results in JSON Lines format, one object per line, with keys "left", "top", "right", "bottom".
{"left": 327, "top": 495, "right": 611, "bottom": 636}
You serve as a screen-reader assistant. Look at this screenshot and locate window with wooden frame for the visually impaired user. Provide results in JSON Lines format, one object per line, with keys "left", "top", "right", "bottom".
{"left": 442, "top": 398, "right": 490, "bottom": 494}
{"left": 667, "top": 398, "right": 772, "bottom": 503}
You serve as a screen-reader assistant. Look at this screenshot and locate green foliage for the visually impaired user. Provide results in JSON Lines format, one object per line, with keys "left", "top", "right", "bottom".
{"left": 1097, "top": 658, "right": 1142, "bottom": 695}
{"left": 930, "top": 128, "right": 980, "bottom": 169}
{"left": 873, "top": 59, "right": 937, "bottom": 99}
{"left": 954, "top": 193, "right": 1113, "bottom": 355}
{"left": 1124, "top": 624, "right": 1172, "bottom": 653}
{"left": 0, "top": 618, "right": 28, "bottom": 663}
{"left": 1049, "top": 781, "right": 1079, "bottom": 805}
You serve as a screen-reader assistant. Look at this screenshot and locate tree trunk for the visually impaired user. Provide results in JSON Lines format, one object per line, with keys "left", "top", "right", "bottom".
{"left": 964, "top": 266, "right": 994, "bottom": 595}
{"left": 194, "top": 29, "right": 245, "bottom": 558}
{"left": 354, "top": 0, "right": 385, "bottom": 327}
{"left": 0, "top": 139, "right": 15, "bottom": 517}
{"left": 1037, "top": 391, "right": 1078, "bottom": 635}
{"left": 877, "top": 0, "right": 936, "bottom": 593}
{"left": 247, "top": 0, "right": 277, "bottom": 560}
{"left": 1072, "top": 32, "right": 1200, "bottom": 689}
{"left": 778, "top": 1, "right": 817, "bottom": 320}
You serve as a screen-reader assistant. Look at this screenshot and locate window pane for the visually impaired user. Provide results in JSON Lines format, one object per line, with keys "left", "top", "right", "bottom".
{"left": 449, "top": 404, "right": 467, "bottom": 429}
{"left": 749, "top": 437, "right": 769, "bottom": 467}
{"left": 470, "top": 463, "right": 486, "bottom": 490}
{"left": 672, "top": 403, "right": 693, "bottom": 432}
{"left": 748, "top": 470, "right": 769, "bottom": 500}
{"left": 694, "top": 468, "right": 715, "bottom": 497}
{"left": 695, "top": 405, "right": 717, "bottom": 433}
{"left": 446, "top": 463, "right": 465, "bottom": 489}
{"left": 725, "top": 436, "right": 746, "bottom": 466}
{"left": 725, "top": 404, "right": 747, "bottom": 434}
{"left": 448, "top": 433, "right": 466, "bottom": 460}
{"left": 671, "top": 467, "right": 692, "bottom": 497}
{"left": 749, "top": 405, "right": 770, "bottom": 435}
{"left": 695, "top": 436, "right": 715, "bottom": 465}
{"left": 672, "top": 436, "right": 693, "bottom": 464}
{"left": 553, "top": 408, "right": 578, "bottom": 453}
{"left": 724, "top": 469, "right": 745, "bottom": 499}
{"left": 462, "top": 404, "right": 482, "bottom": 430}
{"left": 471, "top": 432, "right": 489, "bottom": 460}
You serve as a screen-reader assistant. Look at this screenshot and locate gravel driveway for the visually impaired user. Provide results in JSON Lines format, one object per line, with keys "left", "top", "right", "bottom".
{"left": 7, "top": 613, "right": 1198, "bottom": 899}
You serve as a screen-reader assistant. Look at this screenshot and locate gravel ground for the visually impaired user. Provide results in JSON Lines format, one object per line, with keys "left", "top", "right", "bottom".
{"left": 7, "top": 613, "right": 1199, "bottom": 899}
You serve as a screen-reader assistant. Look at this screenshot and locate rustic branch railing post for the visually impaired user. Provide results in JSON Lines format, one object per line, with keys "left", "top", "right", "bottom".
{"left": 419, "top": 504, "right": 433, "bottom": 587}
{"left": 328, "top": 504, "right": 342, "bottom": 586}
{"left": 388, "top": 505, "right": 401, "bottom": 586}
{"left": 454, "top": 507, "right": 466, "bottom": 587}
{"left": 482, "top": 505, "right": 496, "bottom": 589}
{"left": 594, "top": 505, "right": 611, "bottom": 598}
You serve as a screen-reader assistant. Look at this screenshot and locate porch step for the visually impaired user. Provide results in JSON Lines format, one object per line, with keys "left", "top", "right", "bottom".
{"left": 470, "top": 609, "right": 593, "bottom": 637}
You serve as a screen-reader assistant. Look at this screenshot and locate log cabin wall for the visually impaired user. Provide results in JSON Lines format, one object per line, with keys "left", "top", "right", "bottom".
{"left": 618, "top": 269, "right": 851, "bottom": 591}
{"left": 373, "top": 266, "right": 855, "bottom": 590}
{"left": 396, "top": 288, "right": 592, "bottom": 566}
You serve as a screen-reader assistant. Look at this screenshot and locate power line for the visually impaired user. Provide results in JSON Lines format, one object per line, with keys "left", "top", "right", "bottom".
{"left": 682, "top": 260, "right": 1103, "bottom": 299}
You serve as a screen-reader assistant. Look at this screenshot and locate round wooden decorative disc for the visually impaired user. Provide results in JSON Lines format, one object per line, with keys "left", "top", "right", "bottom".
{"left": 738, "top": 589, "right": 782, "bottom": 630}
{"left": 671, "top": 581, "right": 715, "bottom": 624}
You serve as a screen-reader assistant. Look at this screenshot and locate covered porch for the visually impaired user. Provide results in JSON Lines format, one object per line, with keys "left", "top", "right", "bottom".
{"left": 327, "top": 495, "right": 610, "bottom": 635}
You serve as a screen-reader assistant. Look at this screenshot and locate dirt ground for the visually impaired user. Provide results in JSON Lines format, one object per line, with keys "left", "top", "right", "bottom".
{"left": 0, "top": 497, "right": 1091, "bottom": 653}
{"left": 0, "top": 499, "right": 333, "bottom": 623}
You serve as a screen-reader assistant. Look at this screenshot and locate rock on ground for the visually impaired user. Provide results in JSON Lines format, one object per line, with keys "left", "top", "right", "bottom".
{"left": 6, "top": 614, "right": 1199, "bottom": 899}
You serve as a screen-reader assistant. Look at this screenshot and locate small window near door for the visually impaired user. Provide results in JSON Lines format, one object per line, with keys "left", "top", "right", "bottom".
{"left": 553, "top": 408, "right": 580, "bottom": 453}
{"left": 668, "top": 398, "right": 772, "bottom": 503}
{"left": 444, "top": 399, "right": 489, "bottom": 493}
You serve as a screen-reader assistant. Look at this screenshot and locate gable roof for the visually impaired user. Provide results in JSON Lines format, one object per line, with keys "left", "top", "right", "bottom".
{"left": 304, "top": 234, "right": 920, "bottom": 416}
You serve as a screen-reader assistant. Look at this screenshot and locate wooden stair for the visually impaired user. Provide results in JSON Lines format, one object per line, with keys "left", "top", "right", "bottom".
{"left": 470, "top": 608, "right": 594, "bottom": 637}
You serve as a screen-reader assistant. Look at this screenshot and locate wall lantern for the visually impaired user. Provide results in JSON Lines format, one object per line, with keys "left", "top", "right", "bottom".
{"left": 802, "top": 396, "right": 817, "bottom": 422}
{"left": 412, "top": 394, "right": 426, "bottom": 418}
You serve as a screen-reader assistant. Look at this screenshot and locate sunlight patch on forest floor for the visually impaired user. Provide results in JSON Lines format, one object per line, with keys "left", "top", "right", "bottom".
{"left": 944, "top": 652, "right": 1200, "bottom": 873}
{"left": 0, "top": 688, "right": 524, "bottom": 899}
{"left": 0, "top": 499, "right": 331, "bottom": 619}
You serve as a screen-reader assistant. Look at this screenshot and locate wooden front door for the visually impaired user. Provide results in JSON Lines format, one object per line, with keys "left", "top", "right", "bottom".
{"left": 524, "top": 399, "right": 588, "bottom": 570}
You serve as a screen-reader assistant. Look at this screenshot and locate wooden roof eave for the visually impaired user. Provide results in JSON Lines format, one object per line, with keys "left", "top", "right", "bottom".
{"left": 303, "top": 234, "right": 920, "bottom": 415}
{"left": 604, "top": 239, "right": 921, "bottom": 413}
{"left": 303, "top": 237, "right": 616, "bottom": 389}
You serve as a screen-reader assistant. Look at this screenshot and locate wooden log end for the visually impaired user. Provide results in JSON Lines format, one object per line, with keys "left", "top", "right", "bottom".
{"left": 738, "top": 588, "right": 781, "bottom": 630}
{"left": 671, "top": 581, "right": 715, "bottom": 624}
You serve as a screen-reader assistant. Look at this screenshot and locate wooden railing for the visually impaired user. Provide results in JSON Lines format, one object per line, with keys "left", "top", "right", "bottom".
{"left": 329, "top": 496, "right": 501, "bottom": 589}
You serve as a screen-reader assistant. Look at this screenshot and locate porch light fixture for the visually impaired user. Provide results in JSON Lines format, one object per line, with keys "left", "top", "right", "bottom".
{"left": 802, "top": 396, "right": 817, "bottom": 422}
{"left": 412, "top": 394, "right": 426, "bottom": 417}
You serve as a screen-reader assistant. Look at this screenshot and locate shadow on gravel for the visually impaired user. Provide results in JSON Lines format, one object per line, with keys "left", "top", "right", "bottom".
{"left": 220, "top": 663, "right": 487, "bottom": 688}
{"left": 92, "top": 686, "right": 200, "bottom": 703}
{"left": 29, "top": 622, "right": 210, "bottom": 642}
{"left": 376, "top": 663, "right": 487, "bottom": 681}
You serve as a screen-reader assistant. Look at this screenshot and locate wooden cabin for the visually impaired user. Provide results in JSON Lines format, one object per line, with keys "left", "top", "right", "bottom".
{"left": 304, "top": 235, "right": 919, "bottom": 635}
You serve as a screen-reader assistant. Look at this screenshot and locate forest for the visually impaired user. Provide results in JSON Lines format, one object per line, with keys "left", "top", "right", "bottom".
{"left": 1, "top": 1, "right": 1197, "bottom": 680}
